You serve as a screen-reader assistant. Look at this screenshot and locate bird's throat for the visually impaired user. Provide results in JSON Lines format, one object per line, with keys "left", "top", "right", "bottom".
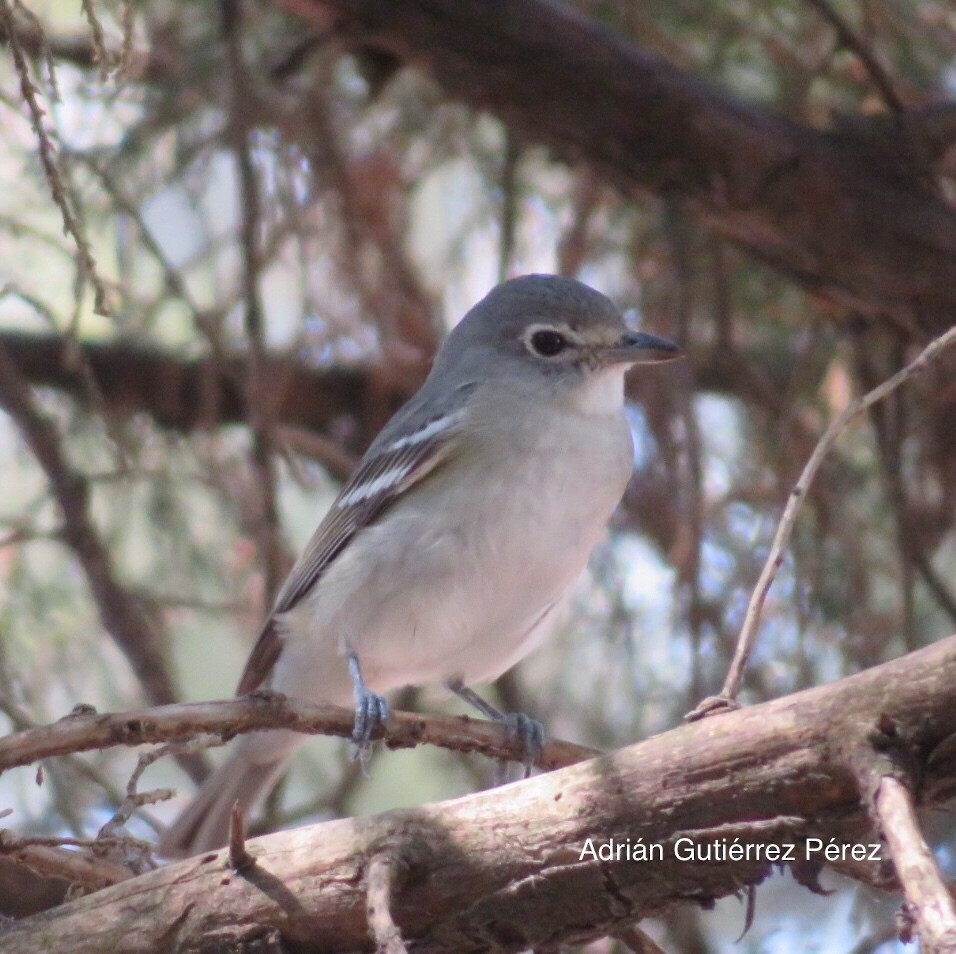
{"left": 571, "top": 366, "right": 626, "bottom": 415}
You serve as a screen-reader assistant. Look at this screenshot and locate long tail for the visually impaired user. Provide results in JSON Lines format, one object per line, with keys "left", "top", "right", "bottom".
{"left": 159, "top": 731, "right": 301, "bottom": 857}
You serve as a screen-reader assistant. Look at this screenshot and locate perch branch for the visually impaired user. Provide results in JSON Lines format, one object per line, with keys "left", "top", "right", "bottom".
{"left": 3, "top": 634, "right": 956, "bottom": 951}
{"left": 0, "top": 695, "right": 598, "bottom": 775}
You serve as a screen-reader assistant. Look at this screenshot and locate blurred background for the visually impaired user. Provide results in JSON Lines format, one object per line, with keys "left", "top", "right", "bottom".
{"left": 1, "top": 0, "right": 956, "bottom": 949}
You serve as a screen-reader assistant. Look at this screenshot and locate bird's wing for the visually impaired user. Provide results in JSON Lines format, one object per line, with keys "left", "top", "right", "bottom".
{"left": 236, "top": 404, "right": 469, "bottom": 694}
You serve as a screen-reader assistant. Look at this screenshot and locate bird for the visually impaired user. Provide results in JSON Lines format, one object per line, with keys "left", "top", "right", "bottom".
{"left": 159, "top": 273, "right": 680, "bottom": 856}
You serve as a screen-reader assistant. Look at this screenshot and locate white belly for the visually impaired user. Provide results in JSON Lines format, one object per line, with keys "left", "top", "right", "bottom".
{"left": 272, "top": 398, "right": 633, "bottom": 703}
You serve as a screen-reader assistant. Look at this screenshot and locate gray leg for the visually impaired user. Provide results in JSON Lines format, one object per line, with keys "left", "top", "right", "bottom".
{"left": 348, "top": 652, "right": 389, "bottom": 766}
{"left": 447, "top": 679, "right": 544, "bottom": 778}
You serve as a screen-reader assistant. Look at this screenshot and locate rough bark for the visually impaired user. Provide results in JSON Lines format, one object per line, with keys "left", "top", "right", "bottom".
{"left": 279, "top": 0, "right": 956, "bottom": 333}
{"left": 3, "top": 634, "right": 956, "bottom": 953}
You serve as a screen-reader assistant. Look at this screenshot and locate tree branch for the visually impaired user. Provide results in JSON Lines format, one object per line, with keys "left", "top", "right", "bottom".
{"left": 0, "top": 346, "right": 178, "bottom": 708}
{"left": 278, "top": 0, "right": 956, "bottom": 331}
{"left": 3, "top": 634, "right": 956, "bottom": 951}
{"left": 0, "top": 346, "right": 206, "bottom": 782}
{"left": 221, "top": 0, "right": 285, "bottom": 603}
{"left": 871, "top": 776, "right": 956, "bottom": 952}
{"left": 0, "top": 327, "right": 691, "bottom": 488}
{"left": 0, "top": 13, "right": 182, "bottom": 82}
{"left": 0, "top": 695, "right": 597, "bottom": 775}
{"left": 700, "top": 320, "right": 956, "bottom": 709}
{"left": 0, "top": 330, "right": 392, "bottom": 472}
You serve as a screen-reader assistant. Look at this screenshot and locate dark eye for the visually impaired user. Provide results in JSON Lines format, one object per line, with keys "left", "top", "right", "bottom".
{"left": 529, "top": 329, "right": 569, "bottom": 357}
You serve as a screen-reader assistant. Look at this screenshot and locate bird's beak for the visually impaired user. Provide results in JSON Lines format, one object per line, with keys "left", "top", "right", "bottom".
{"left": 603, "top": 331, "right": 682, "bottom": 366}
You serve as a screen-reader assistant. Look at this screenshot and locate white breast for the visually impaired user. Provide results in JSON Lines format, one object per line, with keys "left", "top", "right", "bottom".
{"left": 273, "top": 383, "right": 634, "bottom": 702}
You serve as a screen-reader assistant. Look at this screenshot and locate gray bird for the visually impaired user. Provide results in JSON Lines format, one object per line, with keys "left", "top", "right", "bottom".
{"left": 160, "top": 274, "right": 679, "bottom": 856}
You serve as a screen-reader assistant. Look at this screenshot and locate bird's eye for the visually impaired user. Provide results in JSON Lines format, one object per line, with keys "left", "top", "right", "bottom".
{"left": 529, "top": 329, "right": 569, "bottom": 357}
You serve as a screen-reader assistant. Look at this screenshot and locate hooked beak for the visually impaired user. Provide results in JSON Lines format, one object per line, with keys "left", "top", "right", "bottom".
{"left": 603, "top": 330, "right": 682, "bottom": 366}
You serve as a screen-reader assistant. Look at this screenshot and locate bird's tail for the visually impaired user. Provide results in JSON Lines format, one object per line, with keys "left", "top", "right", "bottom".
{"left": 158, "top": 730, "right": 301, "bottom": 858}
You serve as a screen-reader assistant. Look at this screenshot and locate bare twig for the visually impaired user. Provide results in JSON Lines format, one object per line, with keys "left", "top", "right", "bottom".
{"left": 691, "top": 323, "right": 956, "bottom": 714}
{"left": 274, "top": 424, "right": 358, "bottom": 480}
{"left": 228, "top": 801, "right": 255, "bottom": 872}
{"left": 9, "top": 1, "right": 60, "bottom": 99}
{"left": 78, "top": 0, "right": 111, "bottom": 80}
{"left": 101, "top": 742, "right": 199, "bottom": 836}
{"left": 0, "top": 695, "right": 598, "bottom": 775}
{"left": 801, "top": 0, "right": 904, "bottom": 114}
{"left": 0, "top": 347, "right": 176, "bottom": 707}
{"left": 221, "top": 0, "right": 284, "bottom": 604}
{"left": 0, "top": 0, "right": 110, "bottom": 315}
{"left": 0, "top": 840, "right": 132, "bottom": 892}
{"left": 366, "top": 851, "right": 408, "bottom": 954}
{"left": 0, "top": 346, "right": 208, "bottom": 784}
{"left": 864, "top": 769, "right": 956, "bottom": 953}
{"left": 497, "top": 130, "right": 520, "bottom": 284}
{"left": 116, "top": 0, "right": 135, "bottom": 79}
{"left": 0, "top": 832, "right": 153, "bottom": 857}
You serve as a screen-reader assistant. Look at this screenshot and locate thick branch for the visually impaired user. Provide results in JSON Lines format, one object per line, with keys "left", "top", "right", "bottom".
{"left": 0, "top": 330, "right": 396, "bottom": 466}
{"left": 4, "top": 635, "right": 956, "bottom": 952}
{"left": 281, "top": 0, "right": 956, "bottom": 331}
{"left": 0, "top": 327, "right": 688, "bottom": 491}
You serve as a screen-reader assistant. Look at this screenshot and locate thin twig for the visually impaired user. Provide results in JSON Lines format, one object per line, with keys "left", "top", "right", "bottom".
{"left": 497, "top": 130, "right": 520, "bottom": 284}
{"left": 228, "top": 801, "right": 255, "bottom": 871}
{"left": 220, "top": 0, "right": 284, "bottom": 604}
{"left": 11, "top": 1, "right": 60, "bottom": 100}
{"left": 0, "top": 0, "right": 110, "bottom": 314}
{"left": 0, "top": 695, "right": 599, "bottom": 775}
{"left": 78, "top": 0, "right": 110, "bottom": 80}
{"left": 802, "top": 0, "right": 903, "bottom": 114}
{"left": 0, "top": 345, "right": 208, "bottom": 784}
{"left": 96, "top": 740, "right": 216, "bottom": 874}
{"left": 864, "top": 769, "right": 956, "bottom": 953}
{"left": 0, "top": 346, "right": 177, "bottom": 707}
{"left": 116, "top": 0, "right": 135, "bottom": 79}
{"left": 698, "top": 323, "right": 956, "bottom": 711}
{"left": 0, "top": 832, "right": 153, "bottom": 855}
{"left": 366, "top": 852, "right": 408, "bottom": 954}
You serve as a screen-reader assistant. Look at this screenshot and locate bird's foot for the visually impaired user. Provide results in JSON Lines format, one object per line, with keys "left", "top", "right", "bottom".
{"left": 448, "top": 680, "right": 544, "bottom": 778}
{"left": 500, "top": 710, "right": 545, "bottom": 779}
{"left": 348, "top": 652, "right": 389, "bottom": 771}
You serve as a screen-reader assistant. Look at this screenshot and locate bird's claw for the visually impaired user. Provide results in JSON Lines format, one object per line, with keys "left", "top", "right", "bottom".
{"left": 502, "top": 711, "right": 545, "bottom": 778}
{"left": 348, "top": 652, "right": 388, "bottom": 771}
